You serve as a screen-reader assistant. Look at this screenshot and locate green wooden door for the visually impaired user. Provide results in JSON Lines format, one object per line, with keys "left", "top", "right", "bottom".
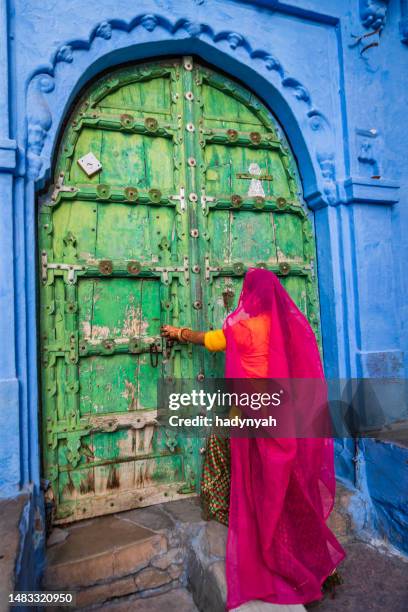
{"left": 39, "top": 57, "right": 320, "bottom": 523}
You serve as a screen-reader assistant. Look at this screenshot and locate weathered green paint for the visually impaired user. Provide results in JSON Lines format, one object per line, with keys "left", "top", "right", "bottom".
{"left": 39, "top": 57, "right": 320, "bottom": 523}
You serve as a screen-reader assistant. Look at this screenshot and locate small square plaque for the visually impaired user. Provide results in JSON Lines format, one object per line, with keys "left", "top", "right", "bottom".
{"left": 77, "top": 152, "right": 102, "bottom": 177}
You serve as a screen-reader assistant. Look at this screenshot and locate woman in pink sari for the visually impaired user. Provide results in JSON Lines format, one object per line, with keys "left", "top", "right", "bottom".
{"left": 162, "top": 268, "right": 346, "bottom": 608}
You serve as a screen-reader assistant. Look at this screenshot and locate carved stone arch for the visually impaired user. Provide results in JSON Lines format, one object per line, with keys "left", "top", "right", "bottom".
{"left": 26, "top": 14, "right": 336, "bottom": 210}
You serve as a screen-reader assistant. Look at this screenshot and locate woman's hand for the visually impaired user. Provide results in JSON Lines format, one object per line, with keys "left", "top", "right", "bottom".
{"left": 161, "top": 325, "right": 205, "bottom": 345}
{"left": 160, "top": 325, "right": 181, "bottom": 341}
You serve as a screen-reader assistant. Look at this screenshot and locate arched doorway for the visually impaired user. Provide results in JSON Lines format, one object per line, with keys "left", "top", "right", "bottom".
{"left": 38, "top": 57, "right": 320, "bottom": 524}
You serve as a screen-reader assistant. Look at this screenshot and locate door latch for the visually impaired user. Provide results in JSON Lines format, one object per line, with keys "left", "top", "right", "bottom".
{"left": 150, "top": 342, "right": 159, "bottom": 368}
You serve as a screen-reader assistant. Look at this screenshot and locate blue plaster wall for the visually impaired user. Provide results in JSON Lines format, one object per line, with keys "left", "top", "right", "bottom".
{"left": 0, "top": 0, "right": 407, "bottom": 575}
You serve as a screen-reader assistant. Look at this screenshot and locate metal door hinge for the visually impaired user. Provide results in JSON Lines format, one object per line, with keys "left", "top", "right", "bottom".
{"left": 41, "top": 251, "right": 85, "bottom": 284}
{"left": 205, "top": 255, "right": 221, "bottom": 282}
{"left": 201, "top": 190, "right": 216, "bottom": 213}
{"left": 151, "top": 256, "right": 190, "bottom": 284}
{"left": 51, "top": 172, "right": 78, "bottom": 202}
{"left": 169, "top": 186, "right": 186, "bottom": 212}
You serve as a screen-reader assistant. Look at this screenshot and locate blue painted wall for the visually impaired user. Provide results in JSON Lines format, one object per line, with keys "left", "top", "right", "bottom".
{"left": 0, "top": 0, "right": 407, "bottom": 579}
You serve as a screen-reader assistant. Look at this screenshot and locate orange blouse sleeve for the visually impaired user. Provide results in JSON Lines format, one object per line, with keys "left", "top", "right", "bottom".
{"left": 204, "top": 329, "right": 227, "bottom": 352}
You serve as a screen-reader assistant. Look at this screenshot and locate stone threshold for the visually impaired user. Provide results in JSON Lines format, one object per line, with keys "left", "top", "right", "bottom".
{"left": 44, "top": 496, "right": 306, "bottom": 611}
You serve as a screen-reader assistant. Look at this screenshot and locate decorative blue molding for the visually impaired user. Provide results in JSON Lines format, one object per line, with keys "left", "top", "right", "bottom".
{"left": 359, "top": 0, "right": 390, "bottom": 31}
{"left": 356, "top": 128, "right": 381, "bottom": 178}
{"left": 25, "top": 12, "right": 334, "bottom": 208}
{"left": 401, "top": 0, "right": 408, "bottom": 44}
{"left": 0, "top": 139, "right": 17, "bottom": 173}
{"left": 343, "top": 177, "right": 400, "bottom": 205}
{"left": 27, "top": 76, "right": 54, "bottom": 180}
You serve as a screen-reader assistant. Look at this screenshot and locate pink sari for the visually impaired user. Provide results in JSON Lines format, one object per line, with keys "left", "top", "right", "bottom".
{"left": 223, "top": 268, "right": 346, "bottom": 609}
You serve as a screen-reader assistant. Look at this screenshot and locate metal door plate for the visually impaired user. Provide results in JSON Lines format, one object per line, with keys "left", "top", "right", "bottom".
{"left": 77, "top": 152, "right": 102, "bottom": 177}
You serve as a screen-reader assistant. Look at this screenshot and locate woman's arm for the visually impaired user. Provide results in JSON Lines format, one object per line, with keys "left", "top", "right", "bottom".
{"left": 161, "top": 325, "right": 205, "bottom": 345}
{"left": 161, "top": 325, "right": 226, "bottom": 351}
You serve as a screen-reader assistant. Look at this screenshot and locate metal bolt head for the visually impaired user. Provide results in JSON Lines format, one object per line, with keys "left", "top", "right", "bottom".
{"left": 124, "top": 186, "right": 138, "bottom": 201}
{"left": 253, "top": 196, "right": 265, "bottom": 209}
{"left": 279, "top": 262, "right": 291, "bottom": 276}
{"left": 186, "top": 123, "right": 195, "bottom": 132}
{"left": 189, "top": 192, "right": 198, "bottom": 202}
{"left": 96, "top": 184, "right": 111, "bottom": 200}
{"left": 149, "top": 188, "right": 162, "bottom": 203}
{"left": 145, "top": 117, "right": 159, "bottom": 132}
{"left": 185, "top": 91, "right": 194, "bottom": 101}
{"left": 127, "top": 261, "right": 142, "bottom": 275}
{"left": 231, "top": 194, "right": 243, "bottom": 208}
{"left": 227, "top": 129, "right": 239, "bottom": 142}
{"left": 250, "top": 131, "right": 262, "bottom": 144}
{"left": 98, "top": 260, "right": 113, "bottom": 275}
{"left": 120, "top": 113, "right": 134, "bottom": 128}
{"left": 188, "top": 157, "right": 197, "bottom": 167}
{"left": 233, "top": 262, "right": 245, "bottom": 275}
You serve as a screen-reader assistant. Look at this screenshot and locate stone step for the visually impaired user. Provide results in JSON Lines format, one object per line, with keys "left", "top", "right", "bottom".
{"left": 44, "top": 514, "right": 170, "bottom": 607}
{"left": 90, "top": 587, "right": 198, "bottom": 611}
{"left": 45, "top": 491, "right": 357, "bottom": 611}
{"left": 44, "top": 498, "right": 203, "bottom": 609}
{"left": 188, "top": 519, "right": 305, "bottom": 612}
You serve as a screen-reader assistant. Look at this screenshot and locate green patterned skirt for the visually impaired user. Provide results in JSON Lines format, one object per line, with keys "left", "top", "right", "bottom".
{"left": 201, "top": 434, "right": 230, "bottom": 526}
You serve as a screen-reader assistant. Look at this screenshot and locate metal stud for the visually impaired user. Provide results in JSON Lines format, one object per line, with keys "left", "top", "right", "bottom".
{"left": 124, "top": 186, "right": 138, "bottom": 202}
{"left": 99, "top": 260, "right": 113, "bottom": 275}
{"left": 96, "top": 184, "right": 111, "bottom": 200}
{"left": 231, "top": 194, "right": 243, "bottom": 207}
{"left": 149, "top": 188, "right": 162, "bottom": 203}
{"left": 145, "top": 117, "right": 159, "bottom": 132}
{"left": 186, "top": 123, "right": 195, "bottom": 132}
{"left": 127, "top": 261, "right": 142, "bottom": 275}
{"left": 102, "top": 339, "right": 115, "bottom": 353}
{"left": 185, "top": 91, "right": 194, "bottom": 101}
{"left": 233, "top": 262, "right": 245, "bottom": 275}
{"left": 184, "top": 60, "right": 193, "bottom": 71}
{"left": 253, "top": 196, "right": 266, "bottom": 209}
{"left": 279, "top": 262, "right": 291, "bottom": 276}
{"left": 190, "top": 228, "right": 199, "bottom": 238}
{"left": 192, "top": 265, "right": 200, "bottom": 273}
{"left": 250, "top": 131, "right": 262, "bottom": 144}
{"left": 120, "top": 114, "right": 134, "bottom": 128}
{"left": 227, "top": 129, "right": 239, "bottom": 142}
{"left": 188, "top": 157, "right": 197, "bottom": 167}
{"left": 189, "top": 193, "right": 198, "bottom": 202}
